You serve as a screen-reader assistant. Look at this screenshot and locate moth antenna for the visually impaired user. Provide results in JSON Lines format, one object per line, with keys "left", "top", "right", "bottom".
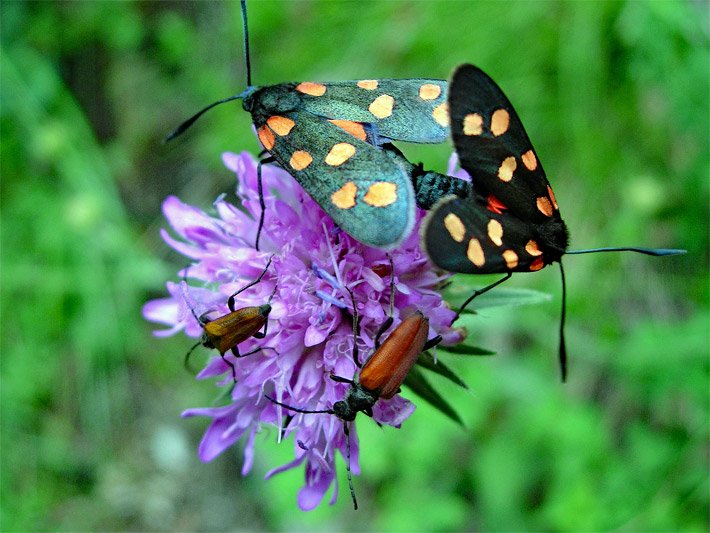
{"left": 454, "top": 272, "right": 512, "bottom": 321}
{"left": 164, "top": 94, "right": 245, "bottom": 142}
{"left": 558, "top": 261, "right": 568, "bottom": 382}
{"left": 566, "top": 247, "right": 686, "bottom": 256}
{"left": 343, "top": 422, "right": 358, "bottom": 510}
{"left": 240, "top": 0, "right": 252, "bottom": 87}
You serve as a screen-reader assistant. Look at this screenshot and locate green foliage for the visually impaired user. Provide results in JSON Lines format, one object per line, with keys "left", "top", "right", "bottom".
{"left": 1, "top": 1, "right": 707, "bottom": 531}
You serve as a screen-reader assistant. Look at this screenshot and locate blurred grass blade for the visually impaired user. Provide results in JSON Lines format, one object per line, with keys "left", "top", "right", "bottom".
{"left": 437, "top": 343, "right": 496, "bottom": 356}
{"left": 444, "top": 281, "right": 552, "bottom": 314}
{"left": 404, "top": 366, "right": 463, "bottom": 426}
{"left": 417, "top": 351, "right": 468, "bottom": 389}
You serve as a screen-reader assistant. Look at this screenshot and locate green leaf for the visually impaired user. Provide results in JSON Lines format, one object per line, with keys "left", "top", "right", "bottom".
{"left": 437, "top": 343, "right": 496, "bottom": 356}
{"left": 404, "top": 366, "right": 463, "bottom": 426}
{"left": 443, "top": 282, "right": 552, "bottom": 314}
{"left": 416, "top": 351, "right": 468, "bottom": 389}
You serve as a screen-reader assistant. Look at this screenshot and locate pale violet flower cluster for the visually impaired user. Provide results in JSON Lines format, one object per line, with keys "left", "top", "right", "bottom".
{"left": 143, "top": 151, "right": 466, "bottom": 509}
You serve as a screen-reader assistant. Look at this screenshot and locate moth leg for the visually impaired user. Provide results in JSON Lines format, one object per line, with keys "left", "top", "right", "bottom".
{"left": 255, "top": 155, "right": 276, "bottom": 251}
{"left": 454, "top": 272, "right": 512, "bottom": 322}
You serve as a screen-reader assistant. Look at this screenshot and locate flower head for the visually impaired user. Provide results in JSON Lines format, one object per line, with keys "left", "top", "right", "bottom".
{"left": 143, "top": 151, "right": 466, "bottom": 510}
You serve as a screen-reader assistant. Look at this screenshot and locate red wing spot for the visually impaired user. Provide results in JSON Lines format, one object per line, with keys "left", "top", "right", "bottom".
{"left": 529, "top": 257, "right": 545, "bottom": 271}
{"left": 486, "top": 195, "right": 507, "bottom": 214}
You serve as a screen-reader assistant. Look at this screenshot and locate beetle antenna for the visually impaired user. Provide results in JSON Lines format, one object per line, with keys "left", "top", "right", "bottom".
{"left": 264, "top": 394, "right": 333, "bottom": 415}
{"left": 343, "top": 422, "right": 358, "bottom": 510}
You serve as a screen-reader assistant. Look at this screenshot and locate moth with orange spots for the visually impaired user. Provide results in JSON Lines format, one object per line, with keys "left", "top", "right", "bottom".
{"left": 166, "top": 0, "right": 469, "bottom": 250}
{"left": 422, "top": 64, "right": 685, "bottom": 380}
{"left": 241, "top": 77, "right": 455, "bottom": 249}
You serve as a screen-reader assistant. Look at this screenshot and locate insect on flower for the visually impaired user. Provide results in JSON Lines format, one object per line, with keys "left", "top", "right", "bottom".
{"left": 422, "top": 64, "right": 687, "bottom": 380}
{"left": 165, "top": 0, "right": 470, "bottom": 250}
{"left": 267, "top": 260, "right": 442, "bottom": 510}
{"left": 184, "top": 255, "right": 276, "bottom": 382}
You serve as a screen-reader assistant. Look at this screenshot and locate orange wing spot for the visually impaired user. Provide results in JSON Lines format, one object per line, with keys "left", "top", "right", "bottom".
{"left": 257, "top": 125, "right": 275, "bottom": 150}
{"left": 497, "top": 156, "right": 517, "bottom": 182}
{"left": 363, "top": 182, "right": 397, "bottom": 207}
{"left": 419, "top": 83, "right": 441, "bottom": 100}
{"left": 328, "top": 119, "right": 367, "bottom": 141}
{"left": 325, "top": 142, "right": 356, "bottom": 166}
{"left": 487, "top": 219, "right": 503, "bottom": 246}
{"left": 547, "top": 184, "right": 559, "bottom": 210}
{"left": 443, "top": 213, "right": 466, "bottom": 243}
{"left": 486, "top": 195, "right": 508, "bottom": 214}
{"left": 536, "top": 196, "right": 554, "bottom": 217}
{"left": 295, "top": 82, "right": 326, "bottom": 96}
{"left": 525, "top": 240, "right": 543, "bottom": 256}
{"left": 266, "top": 116, "right": 295, "bottom": 136}
{"left": 521, "top": 149, "right": 538, "bottom": 171}
{"left": 369, "top": 94, "right": 394, "bottom": 118}
{"left": 463, "top": 113, "right": 483, "bottom": 135}
{"left": 467, "top": 238, "right": 486, "bottom": 267}
{"left": 530, "top": 257, "right": 545, "bottom": 271}
{"left": 502, "top": 250, "right": 519, "bottom": 269}
{"left": 491, "top": 108, "right": 510, "bottom": 136}
{"left": 357, "top": 80, "right": 379, "bottom": 90}
{"left": 331, "top": 181, "right": 357, "bottom": 209}
{"left": 289, "top": 150, "right": 313, "bottom": 171}
{"left": 432, "top": 102, "right": 449, "bottom": 127}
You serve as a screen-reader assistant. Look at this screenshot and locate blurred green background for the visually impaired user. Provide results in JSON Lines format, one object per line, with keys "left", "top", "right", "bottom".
{"left": 1, "top": 0, "right": 707, "bottom": 530}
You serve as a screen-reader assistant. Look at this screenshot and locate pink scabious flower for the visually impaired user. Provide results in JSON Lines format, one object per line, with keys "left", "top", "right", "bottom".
{"left": 143, "top": 150, "right": 467, "bottom": 510}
